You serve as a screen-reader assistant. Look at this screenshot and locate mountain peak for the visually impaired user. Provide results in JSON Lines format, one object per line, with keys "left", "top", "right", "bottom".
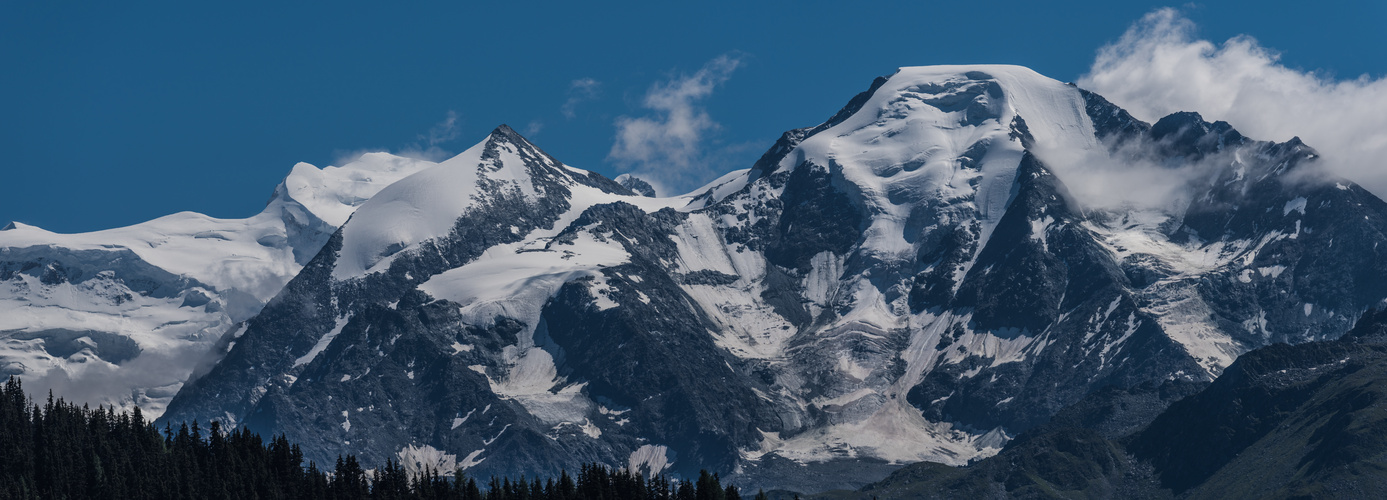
{"left": 792, "top": 65, "right": 1101, "bottom": 165}
{"left": 766, "top": 63, "right": 1101, "bottom": 255}
{"left": 488, "top": 123, "right": 523, "bottom": 142}
{"left": 273, "top": 154, "right": 436, "bottom": 231}
{"left": 0, "top": 220, "right": 44, "bottom": 234}
{"left": 614, "top": 174, "right": 657, "bottom": 197}
{"left": 888, "top": 64, "right": 1057, "bottom": 92}
{"left": 1151, "top": 111, "right": 1208, "bottom": 139}
{"left": 331, "top": 126, "right": 591, "bottom": 280}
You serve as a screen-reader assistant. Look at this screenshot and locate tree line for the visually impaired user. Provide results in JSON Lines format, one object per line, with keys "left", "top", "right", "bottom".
{"left": 0, "top": 376, "right": 772, "bottom": 500}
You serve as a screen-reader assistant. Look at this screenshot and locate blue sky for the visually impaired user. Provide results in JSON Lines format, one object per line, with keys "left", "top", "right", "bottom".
{"left": 2, "top": 1, "right": 1384, "bottom": 232}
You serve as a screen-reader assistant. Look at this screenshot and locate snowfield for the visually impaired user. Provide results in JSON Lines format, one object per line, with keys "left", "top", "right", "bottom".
{"left": 0, "top": 152, "right": 432, "bottom": 415}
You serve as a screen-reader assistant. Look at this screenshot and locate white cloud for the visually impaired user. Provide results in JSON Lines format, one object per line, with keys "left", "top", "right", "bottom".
{"left": 421, "top": 110, "right": 460, "bottom": 147}
{"left": 396, "top": 111, "right": 463, "bottom": 161}
{"left": 561, "top": 78, "right": 601, "bottom": 119}
{"left": 331, "top": 111, "right": 464, "bottom": 165}
{"left": 524, "top": 120, "right": 544, "bottom": 137}
{"left": 608, "top": 54, "right": 744, "bottom": 196}
{"left": 1032, "top": 138, "right": 1227, "bottom": 213}
{"left": 1079, "top": 8, "right": 1387, "bottom": 197}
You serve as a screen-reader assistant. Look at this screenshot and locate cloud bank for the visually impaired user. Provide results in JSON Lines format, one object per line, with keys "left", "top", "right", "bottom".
{"left": 1032, "top": 139, "right": 1226, "bottom": 214}
{"left": 608, "top": 54, "right": 745, "bottom": 196}
{"left": 1078, "top": 8, "right": 1387, "bottom": 198}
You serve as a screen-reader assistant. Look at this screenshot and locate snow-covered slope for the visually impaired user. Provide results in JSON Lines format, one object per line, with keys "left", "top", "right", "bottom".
{"left": 160, "top": 66, "right": 1387, "bottom": 492}
{"left": 0, "top": 152, "right": 432, "bottom": 415}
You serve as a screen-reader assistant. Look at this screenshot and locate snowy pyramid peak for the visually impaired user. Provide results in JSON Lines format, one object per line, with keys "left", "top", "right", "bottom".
{"left": 330, "top": 124, "right": 618, "bottom": 280}
{"left": 488, "top": 123, "right": 525, "bottom": 143}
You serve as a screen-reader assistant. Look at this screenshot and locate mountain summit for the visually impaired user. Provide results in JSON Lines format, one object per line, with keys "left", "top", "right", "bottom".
{"left": 8, "top": 65, "right": 1385, "bottom": 492}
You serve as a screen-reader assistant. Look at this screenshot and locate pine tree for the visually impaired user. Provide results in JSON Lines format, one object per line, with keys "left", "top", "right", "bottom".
{"left": 723, "top": 485, "right": 741, "bottom": 500}
{"left": 695, "top": 470, "right": 724, "bottom": 500}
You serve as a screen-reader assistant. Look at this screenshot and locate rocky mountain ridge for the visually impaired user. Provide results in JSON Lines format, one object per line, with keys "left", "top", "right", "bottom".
{"left": 6, "top": 64, "right": 1385, "bottom": 492}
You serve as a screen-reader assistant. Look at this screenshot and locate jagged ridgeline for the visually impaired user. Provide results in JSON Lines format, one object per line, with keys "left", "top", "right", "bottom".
{"left": 153, "top": 65, "right": 1387, "bottom": 492}
{"left": 8, "top": 63, "right": 1387, "bottom": 494}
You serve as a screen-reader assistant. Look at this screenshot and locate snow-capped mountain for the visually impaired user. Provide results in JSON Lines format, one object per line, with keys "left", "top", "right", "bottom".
{"left": 0, "top": 153, "right": 434, "bottom": 415}
{"left": 151, "top": 64, "right": 1387, "bottom": 491}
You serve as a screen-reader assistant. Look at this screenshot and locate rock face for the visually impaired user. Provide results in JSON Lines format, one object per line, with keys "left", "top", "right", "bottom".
{"left": 615, "top": 174, "right": 658, "bottom": 197}
{"left": 0, "top": 153, "right": 433, "bottom": 415}
{"left": 845, "top": 307, "right": 1387, "bottom": 499}
{"left": 155, "top": 65, "right": 1387, "bottom": 491}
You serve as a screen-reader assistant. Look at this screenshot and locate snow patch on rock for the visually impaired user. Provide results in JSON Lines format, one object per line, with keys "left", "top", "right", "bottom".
{"left": 628, "top": 445, "right": 672, "bottom": 477}
{"left": 397, "top": 444, "right": 458, "bottom": 479}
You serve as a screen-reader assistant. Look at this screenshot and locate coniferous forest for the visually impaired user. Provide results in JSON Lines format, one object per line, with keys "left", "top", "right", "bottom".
{"left": 0, "top": 377, "right": 762, "bottom": 500}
